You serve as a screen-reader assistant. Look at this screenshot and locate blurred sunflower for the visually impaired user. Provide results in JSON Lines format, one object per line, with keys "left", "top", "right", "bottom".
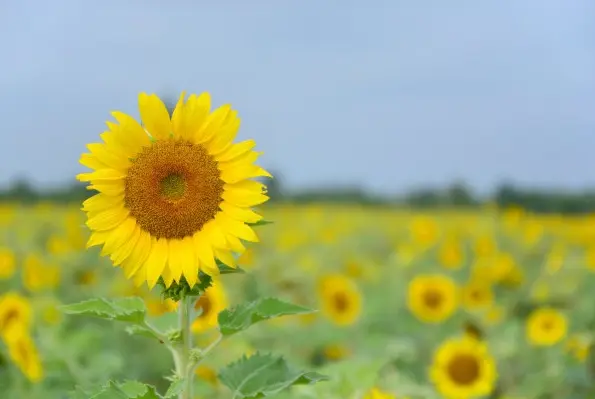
{"left": 407, "top": 275, "right": 458, "bottom": 323}
{"left": 430, "top": 336, "right": 497, "bottom": 399}
{"left": 317, "top": 274, "right": 362, "bottom": 326}
{"left": 191, "top": 282, "right": 228, "bottom": 332}
{"left": 461, "top": 281, "right": 493, "bottom": 311}
{"left": 7, "top": 334, "right": 43, "bottom": 383}
{"left": 0, "top": 247, "right": 15, "bottom": 279}
{"left": 195, "top": 365, "right": 218, "bottom": 387}
{"left": 0, "top": 292, "right": 32, "bottom": 341}
{"left": 438, "top": 237, "right": 464, "bottom": 270}
{"left": 526, "top": 307, "right": 567, "bottom": 346}
{"left": 77, "top": 92, "right": 270, "bottom": 289}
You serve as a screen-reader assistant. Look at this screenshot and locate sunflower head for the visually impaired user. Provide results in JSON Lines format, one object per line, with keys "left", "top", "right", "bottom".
{"left": 430, "top": 336, "right": 497, "bottom": 399}
{"left": 0, "top": 292, "right": 32, "bottom": 342}
{"left": 407, "top": 274, "right": 458, "bottom": 324}
{"left": 526, "top": 307, "right": 567, "bottom": 346}
{"left": 461, "top": 281, "right": 493, "bottom": 311}
{"left": 191, "top": 282, "right": 228, "bottom": 333}
{"left": 317, "top": 274, "right": 362, "bottom": 326}
{"left": 77, "top": 92, "right": 271, "bottom": 293}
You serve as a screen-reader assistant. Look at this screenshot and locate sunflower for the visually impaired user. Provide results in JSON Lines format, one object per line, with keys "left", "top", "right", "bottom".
{"left": 526, "top": 307, "right": 567, "bottom": 346}
{"left": 7, "top": 333, "right": 43, "bottom": 383}
{"left": 77, "top": 92, "right": 270, "bottom": 289}
{"left": 461, "top": 281, "right": 493, "bottom": 311}
{"left": 191, "top": 282, "right": 228, "bottom": 333}
{"left": 0, "top": 292, "right": 32, "bottom": 341}
{"left": 0, "top": 247, "right": 15, "bottom": 280}
{"left": 407, "top": 274, "right": 458, "bottom": 323}
{"left": 317, "top": 274, "right": 362, "bottom": 326}
{"left": 430, "top": 336, "right": 497, "bottom": 399}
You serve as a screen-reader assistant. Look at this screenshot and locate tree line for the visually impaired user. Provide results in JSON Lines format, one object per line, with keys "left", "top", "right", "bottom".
{"left": 2, "top": 177, "right": 595, "bottom": 215}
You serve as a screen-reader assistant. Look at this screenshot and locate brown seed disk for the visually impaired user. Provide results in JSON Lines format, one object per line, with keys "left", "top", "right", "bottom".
{"left": 423, "top": 289, "right": 444, "bottom": 309}
{"left": 447, "top": 354, "right": 481, "bottom": 385}
{"left": 125, "top": 139, "right": 224, "bottom": 239}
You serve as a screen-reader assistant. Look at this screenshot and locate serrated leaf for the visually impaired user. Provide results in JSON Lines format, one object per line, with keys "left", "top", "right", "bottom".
{"left": 164, "top": 378, "right": 185, "bottom": 398}
{"left": 219, "top": 353, "right": 328, "bottom": 398}
{"left": 247, "top": 220, "right": 274, "bottom": 227}
{"left": 61, "top": 297, "right": 146, "bottom": 324}
{"left": 89, "top": 381, "right": 129, "bottom": 399}
{"left": 217, "top": 259, "right": 246, "bottom": 275}
{"left": 131, "top": 385, "right": 161, "bottom": 399}
{"left": 126, "top": 325, "right": 160, "bottom": 340}
{"left": 218, "top": 298, "right": 315, "bottom": 336}
{"left": 119, "top": 380, "right": 150, "bottom": 396}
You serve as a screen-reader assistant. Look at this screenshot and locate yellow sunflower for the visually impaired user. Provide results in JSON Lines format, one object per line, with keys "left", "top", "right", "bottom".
{"left": 0, "top": 247, "right": 16, "bottom": 280}
{"left": 0, "top": 292, "right": 32, "bottom": 341}
{"left": 7, "top": 333, "right": 44, "bottom": 383}
{"left": 430, "top": 336, "right": 497, "bottom": 399}
{"left": 407, "top": 275, "right": 458, "bottom": 324}
{"left": 77, "top": 92, "right": 270, "bottom": 289}
{"left": 461, "top": 281, "right": 493, "bottom": 311}
{"left": 317, "top": 274, "right": 362, "bottom": 326}
{"left": 191, "top": 282, "right": 228, "bottom": 333}
{"left": 526, "top": 307, "right": 567, "bottom": 346}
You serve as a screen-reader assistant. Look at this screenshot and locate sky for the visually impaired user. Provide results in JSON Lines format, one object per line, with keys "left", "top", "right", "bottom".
{"left": 0, "top": 0, "right": 594, "bottom": 195}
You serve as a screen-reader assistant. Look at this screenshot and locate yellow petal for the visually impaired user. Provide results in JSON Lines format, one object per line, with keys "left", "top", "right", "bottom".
{"left": 87, "top": 180, "right": 125, "bottom": 197}
{"left": 122, "top": 230, "right": 152, "bottom": 279}
{"left": 217, "top": 139, "right": 256, "bottom": 163}
{"left": 86, "top": 231, "right": 110, "bottom": 248}
{"left": 218, "top": 214, "right": 258, "bottom": 242}
{"left": 205, "top": 112, "right": 240, "bottom": 155}
{"left": 184, "top": 92, "right": 211, "bottom": 139}
{"left": 87, "top": 206, "right": 130, "bottom": 231}
{"left": 194, "top": 104, "right": 230, "bottom": 143}
{"left": 111, "top": 111, "right": 152, "bottom": 149}
{"left": 222, "top": 190, "right": 269, "bottom": 208}
{"left": 169, "top": 237, "right": 194, "bottom": 286}
{"left": 171, "top": 91, "right": 188, "bottom": 139}
{"left": 138, "top": 93, "right": 171, "bottom": 140}
{"left": 145, "top": 238, "right": 168, "bottom": 289}
{"left": 220, "top": 165, "right": 272, "bottom": 184}
{"left": 77, "top": 169, "right": 126, "bottom": 182}
{"left": 219, "top": 202, "right": 262, "bottom": 224}
{"left": 160, "top": 264, "right": 176, "bottom": 288}
{"left": 193, "top": 232, "right": 217, "bottom": 276}
{"left": 202, "top": 220, "right": 228, "bottom": 249}
{"left": 111, "top": 224, "right": 142, "bottom": 266}
{"left": 225, "top": 234, "right": 245, "bottom": 253}
{"left": 218, "top": 151, "right": 261, "bottom": 171}
{"left": 214, "top": 248, "right": 236, "bottom": 268}
{"left": 80, "top": 153, "right": 108, "bottom": 170}
{"left": 100, "top": 218, "right": 137, "bottom": 257}
{"left": 83, "top": 194, "right": 125, "bottom": 213}
{"left": 86, "top": 143, "right": 130, "bottom": 170}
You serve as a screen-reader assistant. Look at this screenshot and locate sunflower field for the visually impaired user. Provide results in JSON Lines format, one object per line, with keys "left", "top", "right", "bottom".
{"left": 2, "top": 201, "right": 595, "bottom": 399}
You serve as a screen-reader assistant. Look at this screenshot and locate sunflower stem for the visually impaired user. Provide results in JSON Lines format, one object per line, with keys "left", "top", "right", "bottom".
{"left": 177, "top": 294, "right": 194, "bottom": 399}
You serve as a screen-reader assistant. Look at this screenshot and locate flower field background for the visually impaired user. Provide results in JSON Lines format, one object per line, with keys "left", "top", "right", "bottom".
{"left": 2, "top": 202, "right": 595, "bottom": 398}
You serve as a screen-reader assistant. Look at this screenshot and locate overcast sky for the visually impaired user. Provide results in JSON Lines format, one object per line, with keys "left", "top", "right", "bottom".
{"left": 1, "top": 0, "right": 594, "bottom": 195}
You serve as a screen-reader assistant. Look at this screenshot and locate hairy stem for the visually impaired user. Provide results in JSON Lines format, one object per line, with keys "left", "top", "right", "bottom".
{"left": 177, "top": 295, "right": 194, "bottom": 399}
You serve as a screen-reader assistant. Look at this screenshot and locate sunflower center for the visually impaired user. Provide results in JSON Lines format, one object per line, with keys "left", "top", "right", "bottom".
{"left": 447, "top": 354, "right": 480, "bottom": 385}
{"left": 125, "top": 140, "right": 224, "bottom": 239}
{"left": 423, "top": 289, "right": 443, "bottom": 309}
{"left": 541, "top": 319, "right": 554, "bottom": 331}
{"left": 332, "top": 292, "right": 349, "bottom": 312}
{"left": 160, "top": 173, "right": 186, "bottom": 201}
{"left": 195, "top": 296, "right": 212, "bottom": 319}
{"left": 0, "top": 309, "right": 19, "bottom": 331}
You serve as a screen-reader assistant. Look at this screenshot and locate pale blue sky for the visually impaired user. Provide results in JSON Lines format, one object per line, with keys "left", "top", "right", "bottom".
{"left": 1, "top": 1, "right": 594, "bottom": 195}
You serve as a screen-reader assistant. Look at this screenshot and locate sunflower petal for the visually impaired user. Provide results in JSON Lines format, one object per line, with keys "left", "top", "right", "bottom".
{"left": 220, "top": 165, "right": 272, "bottom": 184}
{"left": 219, "top": 202, "right": 262, "bottom": 224}
{"left": 87, "top": 206, "right": 130, "bottom": 231}
{"left": 194, "top": 104, "right": 231, "bottom": 143}
{"left": 145, "top": 238, "right": 169, "bottom": 289}
{"left": 216, "top": 139, "right": 256, "bottom": 163}
{"left": 138, "top": 93, "right": 172, "bottom": 140}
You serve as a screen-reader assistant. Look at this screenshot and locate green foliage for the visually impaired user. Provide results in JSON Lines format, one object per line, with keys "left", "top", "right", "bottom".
{"left": 70, "top": 379, "right": 181, "bottom": 399}
{"left": 218, "top": 298, "right": 315, "bottom": 336}
{"left": 60, "top": 297, "right": 146, "bottom": 323}
{"left": 218, "top": 353, "right": 329, "bottom": 399}
{"left": 158, "top": 273, "right": 213, "bottom": 302}
{"left": 247, "top": 220, "right": 274, "bottom": 227}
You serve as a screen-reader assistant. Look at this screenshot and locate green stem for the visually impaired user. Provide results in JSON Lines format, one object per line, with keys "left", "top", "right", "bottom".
{"left": 177, "top": 295, "right": 194, "bottom": 399}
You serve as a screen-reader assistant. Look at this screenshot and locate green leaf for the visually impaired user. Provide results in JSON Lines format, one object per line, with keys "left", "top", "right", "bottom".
{"left": 60, "top": 297, "right": 146, "bottom": 324}
{"left": 119, "top": 380, "right": 149, "bottom": 396}
{"left": 219, "top": 353, "right": 328, "bottom": 398}
{"left": 164, "top": 378, "right": 185, "bottom": 398}
{"left": 126, "top": 325, "right": 160, "bottom": 340}
{"left": 217, "top": 260, "right": 246, "bottom": 275}
{"left": 247, "top": 220, "right": 274, "bottom": 227}
{"left": 83, "top": 381, "right": 163, "bottom": 399}
{"left": 218, "top": 298, "right": 315, "bottom": 336}
{"left": 89, "top": 381, "right": 129, "bottom": 399}
{"left": 131, "top": 385, "right": 161, "bottom": 399}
